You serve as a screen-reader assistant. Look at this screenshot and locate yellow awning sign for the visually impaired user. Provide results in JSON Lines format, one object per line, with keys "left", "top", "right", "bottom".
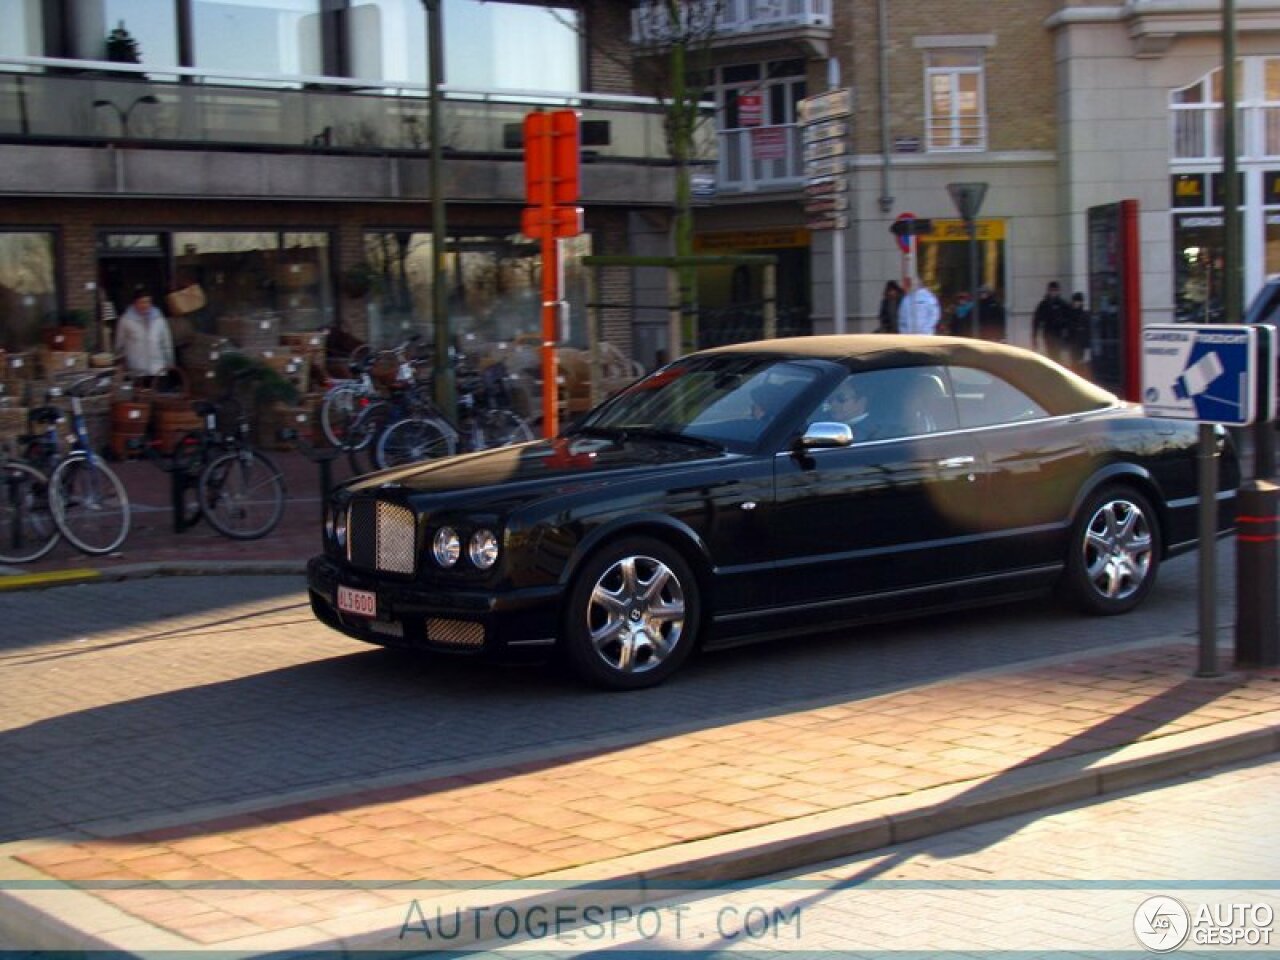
{"left": 919, "top": 219, "right": 1006, "bottom": 242}
{"left": 694, "top": 228, "right": 811, "bottom": 252}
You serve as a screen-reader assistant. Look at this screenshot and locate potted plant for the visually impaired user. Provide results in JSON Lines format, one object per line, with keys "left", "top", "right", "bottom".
{"left": 43, "top": 309, "right": 91, "bottom": 352}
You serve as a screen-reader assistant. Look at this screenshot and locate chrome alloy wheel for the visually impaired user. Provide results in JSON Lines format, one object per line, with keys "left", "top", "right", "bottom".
{"left": 1081, "top": 496, "right": 1153, "bottom": 601}
{"left": 586, "top": 553, "right": 687, "bottom": 675}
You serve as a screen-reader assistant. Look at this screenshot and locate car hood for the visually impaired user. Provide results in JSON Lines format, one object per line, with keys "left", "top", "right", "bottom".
{"left": 343, "top": 434, "right": 735, "bottom": 507}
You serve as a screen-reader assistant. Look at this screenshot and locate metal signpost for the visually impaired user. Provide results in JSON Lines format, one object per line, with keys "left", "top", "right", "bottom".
{"left": 798, "top": 80, "right": 851, "bottom": 333}
{"left": 946, "top": 182, "right": 988, "bottom": 312}
{"left": 1142, "top": 323, "right": 1274, "bottom": 674}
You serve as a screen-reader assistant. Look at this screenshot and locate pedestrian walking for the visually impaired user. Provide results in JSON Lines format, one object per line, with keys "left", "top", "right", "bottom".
{"left": 897, "top": 277, "right": 940, "bottom": 335}
{"left": 114, "top": 286, "right": 175, "bottom": 386}
{"left": 945, "top": 292, "right": 972, "bottom": 336}
{"left": 1033, "top": 280, "right": 1072, "bottom": 363}
{"left": 876, "top": 280, "right": 903, "bottom": 333}
{"left": 1066, "top": 291, "right": 1091, "bottom": 372}
{"left": 973, "top": 285, "right": 1007, "bottom": 342}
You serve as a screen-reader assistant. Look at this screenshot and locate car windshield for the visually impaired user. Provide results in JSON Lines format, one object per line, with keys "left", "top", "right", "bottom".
{"left": 574, "top": 355, "right": 821, "bottom": 452}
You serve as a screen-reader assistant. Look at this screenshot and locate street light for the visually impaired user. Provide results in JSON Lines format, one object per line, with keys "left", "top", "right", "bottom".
{"left": 92, "top": 94, "right": 159, "bottom": 138}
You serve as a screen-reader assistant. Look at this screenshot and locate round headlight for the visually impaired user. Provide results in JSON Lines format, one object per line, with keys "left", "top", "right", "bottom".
{"left": 469, "top": 529, "right": 500, "bottom": 569}
{"left": 433, "top": 526, "right": 461, "bottom": 567}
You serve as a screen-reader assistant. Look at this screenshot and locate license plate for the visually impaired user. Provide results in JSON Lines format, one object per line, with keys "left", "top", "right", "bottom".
{"left": 337, "top": 585, "right": 377, "bottom": 618}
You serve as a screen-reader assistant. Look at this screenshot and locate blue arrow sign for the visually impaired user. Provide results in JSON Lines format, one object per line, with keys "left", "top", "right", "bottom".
{"left": 1141, "top": 324, "right": 1257, "bottom": 425}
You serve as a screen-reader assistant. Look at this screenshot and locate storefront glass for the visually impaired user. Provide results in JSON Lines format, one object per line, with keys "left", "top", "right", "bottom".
{"left": 443, "top": 0, "right": 581, "bottom": 92}
{"left": 171, "top": 230, "right": 333, "bottom": 332}
{"left": 0, "top": 231, "right": 57, "bottom": 351}
{"left": 348, "top": 0, "right": 426, "bottom": 86}
{"left": 916, "top": 219, "right": 1006, "bottom": 329}
{"left": 1173, "top": 213, "right": 1225, "bottom": 323}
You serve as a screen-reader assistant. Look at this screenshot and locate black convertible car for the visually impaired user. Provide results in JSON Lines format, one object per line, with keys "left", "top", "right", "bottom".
{"left": 308, "top": 335, "right": 1238, "bottom": 689}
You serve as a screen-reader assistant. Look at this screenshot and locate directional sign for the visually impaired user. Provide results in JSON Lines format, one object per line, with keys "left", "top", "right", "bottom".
{"left": 801, "top": 118, "right": 848, "bottom": 144}
{"left": 797, "top": 88, "right": 852, "bottom": 123}
{"left": 806, "top": 213, "right": 849, "bottom": 232}
{"left": 804, "top": 155, "right": 848, "bottom": 179}
{"left": 804, "top": 177, "right": 848, "bottom": 197}
{"left": 1141, "top": 324, "right": 1257, "bottom": 425}
{"left": 804, "top": 138, "right": 847, "bottom": 162}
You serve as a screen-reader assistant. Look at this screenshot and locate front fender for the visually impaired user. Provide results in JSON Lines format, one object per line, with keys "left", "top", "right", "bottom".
{"left": 555, "top": 511, "right": 714, "bottom": 590}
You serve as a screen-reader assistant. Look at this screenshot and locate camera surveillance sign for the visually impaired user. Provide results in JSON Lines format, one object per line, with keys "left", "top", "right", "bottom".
{"left": 1142, "top": 324, "right": 1256, "bottom": 425}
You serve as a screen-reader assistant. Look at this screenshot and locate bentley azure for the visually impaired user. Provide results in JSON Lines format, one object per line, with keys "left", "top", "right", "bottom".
{"left": 307, "top": 335, "right": 1238, "bottom": 689}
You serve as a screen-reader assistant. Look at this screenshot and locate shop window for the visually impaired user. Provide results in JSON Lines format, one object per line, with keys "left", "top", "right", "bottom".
{"left": 916, "top": 219, "right": 1005, "bottom": 324}
{"left": 172, "top": 230, "right": 333, "bottom": 333}
{"left": 0, "top": 231, "right": 58, "bottom": 351}
{"left": 443, "top": 0, "right": 581, "bottom": 93}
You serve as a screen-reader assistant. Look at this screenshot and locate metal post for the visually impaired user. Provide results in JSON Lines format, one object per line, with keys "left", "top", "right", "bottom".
{"left": 424, "top": 0, "right": 454, "bottom": 420}
{"left": 967, "top": 218, "right": 978, "bottom": 333}
{"left": 1197, "top": 424, "right": 1221, "bottom": 676}
{"left": 764, "top": 263, "right": 777, "bottom": 340}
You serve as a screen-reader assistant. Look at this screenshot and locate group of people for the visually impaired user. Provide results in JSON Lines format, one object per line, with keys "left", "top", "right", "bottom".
{"left": 875, "top": 277, "right": 1092, "bottom": 368}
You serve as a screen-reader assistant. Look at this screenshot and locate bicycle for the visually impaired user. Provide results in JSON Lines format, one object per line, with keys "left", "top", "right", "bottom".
{"left": 318, "top": 344, "right": 380, "bottom": 448}
{"left": 161, "top": 371, "right": 287, "bottom": 540}
{"left": 0, "top": 443, "right": 59, "bottom": 564}
{"left": 21, "top": 371, "right": 131, "bottom": 555}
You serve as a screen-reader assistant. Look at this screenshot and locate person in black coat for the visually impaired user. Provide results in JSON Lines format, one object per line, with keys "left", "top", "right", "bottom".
{"left": 1033, "top": 280, "right": 1072, "bottom": 363}
{"left": 972, "top": 285, "right": 1007, "bottom": 342}
{"left": 877, "top": 280, "right": 903, "bottom": 333}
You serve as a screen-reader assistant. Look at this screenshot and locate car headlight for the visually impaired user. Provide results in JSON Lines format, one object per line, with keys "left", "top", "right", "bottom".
{"left": 469, "top": 528, "right": 500, "bottom": 569}
{"left": 327, "top": 506, "right": 348, "bottom": 548}
{"left": 433, "top": 526, "right": 461, "bottom": 567}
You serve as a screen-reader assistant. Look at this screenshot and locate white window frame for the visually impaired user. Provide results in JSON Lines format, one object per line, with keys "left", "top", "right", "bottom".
{"left": 924, "top": 49, "right": 987, "bottom": 153}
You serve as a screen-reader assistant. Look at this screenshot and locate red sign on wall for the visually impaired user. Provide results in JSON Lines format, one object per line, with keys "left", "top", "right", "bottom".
{"left": 738, "top": 93, "right": 763, "bottom": 128}
{"left": 751, "top": 127, "right": 787, "bottom": 160}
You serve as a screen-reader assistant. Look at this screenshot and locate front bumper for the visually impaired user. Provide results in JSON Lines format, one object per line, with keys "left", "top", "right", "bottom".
{"left": 307, "top": 554, "right": 563, "bottom": 656}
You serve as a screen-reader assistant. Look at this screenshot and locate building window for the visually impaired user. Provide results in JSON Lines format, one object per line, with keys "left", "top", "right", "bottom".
{"left": 348, "top": 0, "right": 427, "bottom": 86}
{"left": 0, "top": 231, "right": 58, "bottom": 351}
{"left": 71, "top": 0, "right": 180, "bottom": 69}
{"left": 193, "top": 0, "right": 325, "bottom": 78}
{"left": 926, "top": 50, "right": 986, "bottom": 152}
{"left": 714, "top": 59, "right": 806, "bottom": 189}
{"left": 0, "top": 0, "right": 43, "bottom": 63}
{"left": 443, "top": 0, "right": 581, "bottom": 92}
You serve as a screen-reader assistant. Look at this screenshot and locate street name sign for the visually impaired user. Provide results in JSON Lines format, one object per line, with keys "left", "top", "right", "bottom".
{"left": 797, "top": 88, "right": 852, "bottom": 124}
{"left": 1141, "top": 324, "right": 1258, "bottom": 425}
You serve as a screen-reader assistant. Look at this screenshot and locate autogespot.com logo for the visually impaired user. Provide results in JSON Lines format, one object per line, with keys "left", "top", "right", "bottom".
{"left": 1134, "top": 895, "right": 1191, "bottom": 953}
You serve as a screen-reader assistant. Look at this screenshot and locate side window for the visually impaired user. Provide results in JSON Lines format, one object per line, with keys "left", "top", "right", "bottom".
{"left": 949, "top": 365, "right": 1047, "bottom": 427}
{"left": 806, "top": 365, "right": 957, "bottom": 441}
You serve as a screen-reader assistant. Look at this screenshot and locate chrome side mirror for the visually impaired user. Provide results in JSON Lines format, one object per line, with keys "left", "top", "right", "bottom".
{"left": 798, "top": 421, "right": 854, "bottom": 450}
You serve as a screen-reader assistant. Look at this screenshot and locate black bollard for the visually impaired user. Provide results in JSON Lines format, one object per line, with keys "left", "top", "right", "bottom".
{"left": 1236, "top": 479, "right": 1280, "bottom": 667}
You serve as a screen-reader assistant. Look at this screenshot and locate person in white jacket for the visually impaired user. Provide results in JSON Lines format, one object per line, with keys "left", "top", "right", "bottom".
{"left": 115, "top": 286, "right": 175, "bottom": 384}
{"left": 897, "top": 276, "right": 940, "bottom": 335}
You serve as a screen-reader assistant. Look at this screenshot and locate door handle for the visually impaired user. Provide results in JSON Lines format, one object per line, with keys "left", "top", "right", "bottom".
{"left": 937, "top": 455, "right": 976, "bottom": 469}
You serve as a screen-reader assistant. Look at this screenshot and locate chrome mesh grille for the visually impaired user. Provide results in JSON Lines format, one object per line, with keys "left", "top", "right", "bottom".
{"left": 427, "top": 618, "right": 485, "bottom": 647}
{"left": 347, "top": 498, "right": 416, "bottom": 574}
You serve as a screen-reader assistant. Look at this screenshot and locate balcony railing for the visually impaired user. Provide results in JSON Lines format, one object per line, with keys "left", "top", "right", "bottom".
{"left": 632, "top": 0, "right": 832, "bottom": 46}
{"left": 717, "top": 124, "right": 804, "bottom": 192}
{"left": 0, "top": 56, "right": 694, "bottom": 163}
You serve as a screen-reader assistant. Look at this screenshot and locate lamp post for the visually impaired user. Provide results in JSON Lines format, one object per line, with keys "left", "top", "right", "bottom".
{"left": 421, "top": 0, "right": 454, "bottom": 418}
{"left": 92, "top": 94, "right": 159, "bottom": 138}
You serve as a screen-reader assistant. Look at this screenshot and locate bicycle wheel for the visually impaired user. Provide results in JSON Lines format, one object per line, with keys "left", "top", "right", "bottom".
{"left": 0, "top": 461, "right": 60, "bottom": 564}
{"left": 200, "top": 449, "right": 286, "bottom": 540}
{"left": 320, "top": 384, "right": 362, "bottom": 447}
{"left": 376, "top": 416, "right": 458, "bottom": 468}
{"left": 49, "top": 455, "right": 131, "bottom": 555}
{"left": 347, "top": 400, "right": 391, "bottom": 453}
{"left": 479, "top": 409, "right": 536, "bottom": 449}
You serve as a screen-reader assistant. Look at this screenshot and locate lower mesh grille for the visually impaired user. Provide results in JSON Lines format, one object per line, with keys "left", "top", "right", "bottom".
{"left": 427, "top": 618, "right": 485, "bottom": 647}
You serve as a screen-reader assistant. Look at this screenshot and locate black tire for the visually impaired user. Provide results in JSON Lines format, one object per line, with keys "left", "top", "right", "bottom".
{"left": 1061, "top": 485, "right": 1161, "bottom": 615}
{"left": 200, "top": 450, "right": 286, "bottom": 540}
{"left": 376, "top": 416, "right": 457, "bottom": 468}
{"left": 320, "top": 384, "right": 361, "bottom": 447}
{"left": 562, "top": 536, "right": 699, "bottom": 690}
{"left": 49, "top": 455, "right": 131, "bottom": 555}
{"left": 0, "top": 461, "right": 60, "bottom": 563}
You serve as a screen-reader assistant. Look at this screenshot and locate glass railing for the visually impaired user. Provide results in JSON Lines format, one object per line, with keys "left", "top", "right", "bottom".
{"left": 0, "top": 56, "right": 693, "bottom": 163}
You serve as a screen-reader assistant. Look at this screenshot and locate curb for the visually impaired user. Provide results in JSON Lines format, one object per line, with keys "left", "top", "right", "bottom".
{"left": 3, "top": 718, "right": 1277, "bottom": 955}
{"left": 0, "top": 561, "right": 307, "bottom": 590}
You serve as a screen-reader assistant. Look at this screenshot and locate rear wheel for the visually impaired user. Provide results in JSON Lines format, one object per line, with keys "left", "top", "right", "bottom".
{"left": 0, "top": 461, "right": 60, "bottom": 563}
{"left": 49, "top": 455, "right": 130, "bottom": 555}
{"left": 563, "top": 536, "right": 699, "bottom": 690}
{"left": 200, "top": 450, "right": 286, "bottom": 540}
{"left": 320, "top": 384, "right": 362, "bottom": 447}
{"left": 1062, "top": 485, "right": 1160, "bottom": 615}
{"left": 376, "top": 416, "right": 458, "bottom": 468}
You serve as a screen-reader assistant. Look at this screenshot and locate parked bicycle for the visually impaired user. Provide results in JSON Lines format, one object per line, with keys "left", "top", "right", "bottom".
{"left": 318, "top": 343, "right": 380, "bottom": 448}
{"left": 0, "top": 444, "right": 59, "bottom": 564}
{"left": 20, "top": 371, "right": 130, "bottom": 555}
{"left": 155, "top": 370, "right": 287, "bottom": 540}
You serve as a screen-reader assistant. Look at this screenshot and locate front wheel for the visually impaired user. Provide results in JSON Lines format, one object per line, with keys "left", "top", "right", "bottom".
{"left": 49, "top": 455, "right": 131, "bottom": 555}
{"left": 1061, "top": 485, "right": 1161, "bottom": 615}
{"left": 200, "top": 450, "right": 286, "bottom": 540}
{"left": 376, "top": 417, "right": 458, "bottom": 468}
{"left": 563, "top": 536, "right": 699, "bottom": 690}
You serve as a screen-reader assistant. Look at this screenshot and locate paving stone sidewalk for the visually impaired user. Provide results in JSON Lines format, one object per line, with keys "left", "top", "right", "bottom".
{"left": 3, "top": 642, "right": 1279, "bottom": 954}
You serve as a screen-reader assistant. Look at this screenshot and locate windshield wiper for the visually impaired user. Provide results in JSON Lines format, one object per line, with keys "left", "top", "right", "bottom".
{"left": 619, "top": 427, "right": 724, "bottom": 452}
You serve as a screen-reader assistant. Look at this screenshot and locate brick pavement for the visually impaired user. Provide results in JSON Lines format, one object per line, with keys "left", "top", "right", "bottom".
{"left": 3, "top": 641, "right": 1278, "bottom": 953}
